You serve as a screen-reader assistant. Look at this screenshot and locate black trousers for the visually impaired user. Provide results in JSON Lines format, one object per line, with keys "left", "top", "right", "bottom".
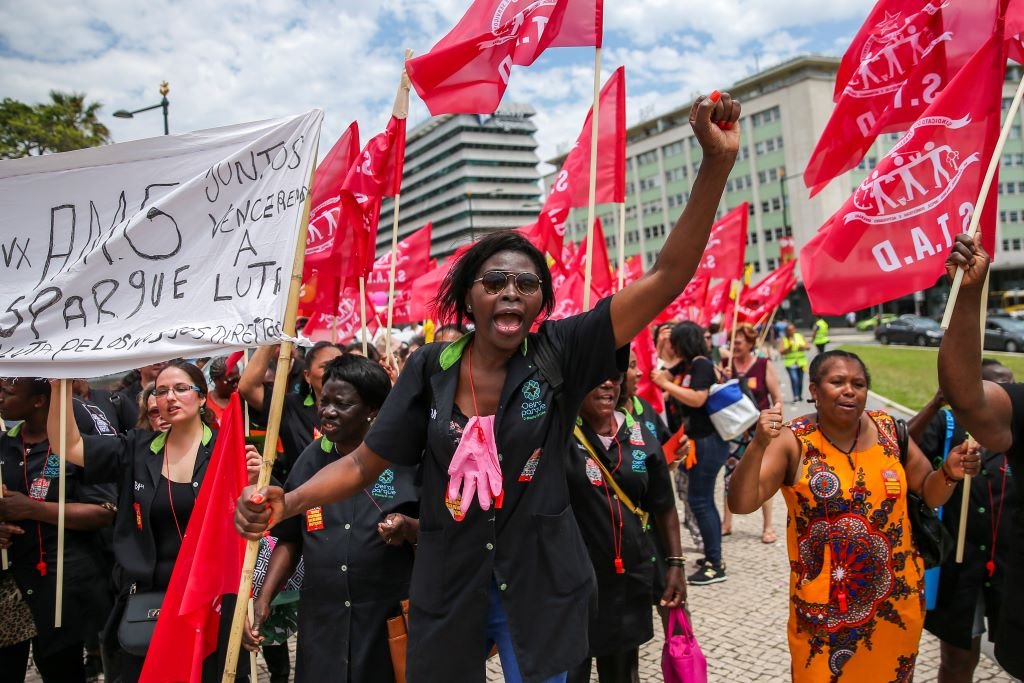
{"left": 0, "top": 639, "right": 85, "bottom": 683}
{"left": 569, "top": 648, "right": 640, "bottom": 683}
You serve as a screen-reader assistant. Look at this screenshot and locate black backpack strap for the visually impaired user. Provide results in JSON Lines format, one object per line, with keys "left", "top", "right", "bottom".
{"left": 896, "top": 417, "right": 909, "bottom": 465}
{"left": 531, "top": 334, "right": 563, "bottom": 395}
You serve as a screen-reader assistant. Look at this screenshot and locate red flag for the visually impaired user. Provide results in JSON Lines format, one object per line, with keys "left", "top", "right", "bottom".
{"left": 632, "top": 329, "right": 664, "bottom": 414}
{"left": 406, "top": 0, "right": 603, "bottom": 115}
{"left": 139, "top": 395, "right": 248, "bottom": 683}
{"left": 802, "top": 35, "right": 1003, "bottom": 315}
{"left": 304, "top": 122, "right": 361, "bottom": 269}
{"left": 621, "top": 254, "right": 643, "bottom": 288}
{"left": 1006, "top": 0, "right": 1024, "bottom": 62}
{"left": 778, "top": 236, "right": 797, "bottom": 263}
{"left": 695, "top": 203, "right": 747, "bottom": 281}
{"left": 303, "top": 283, "right": 380, "bottom": 343}
{"left": 408, "top": 257, "right": 457, "bottom": 323}
{"left": 548, "top": 270, "right": 585, "bottom": 320}
{"left": 656, "top": 276, "right": 708, "bottom": 325}
{"left": 367, "top": 222, "right": 433, "bottom": 293}
{"left": 701, "top": 279, "right": 733, "bottom": 329}
{"left": 538, "top": 66, "right": 626, "bottom": 256}
{"left": 804, "top": 0, "right": 997, "bottom": 194}
{"left": 738, "top": 260, "right": 798, "bottom": 324}
{"left": 572, "top": 217, "right": 614, "bottom": 300}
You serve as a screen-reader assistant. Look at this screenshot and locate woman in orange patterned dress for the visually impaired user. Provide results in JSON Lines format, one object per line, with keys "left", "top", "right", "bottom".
{"left": 728, "top": 350, "right": 979, "bottom": 681}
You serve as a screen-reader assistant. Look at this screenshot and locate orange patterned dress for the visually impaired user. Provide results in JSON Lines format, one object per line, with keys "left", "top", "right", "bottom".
{"left": 782, "top": 411, "right": 924, "bottom": 682}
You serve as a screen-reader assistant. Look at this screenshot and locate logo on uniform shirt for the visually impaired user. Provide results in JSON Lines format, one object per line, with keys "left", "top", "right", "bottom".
{"left": 134, "top": 502, "right": 143, "bottom": 530}
{"left": 585, "top": 459, "right": 603, "bottom": 486}
{"left": 629, "top": 423, "right": 644, "bottom": 446}
{"left": 520, "top": 380, "right": 547, "bottom": 421}
{"left": 881, "top": 469, "right": 901, "bottom": 499}
{"left": 312, "top": 426, "right": 322, "bottom": 440}
{"left": 445, "top": 493, "right": 466, "bottom": 522}
{"left": 631, "top": 449, "right": 647, "bottom": 473}
{"left": 305, "top": 507, "right": 325, "bottom": 532}
{"left": 644, "top": 420, "right": 658, "bottom": 438}
{"left": 519, "top": 449, "right": 541, "bottom": 482}
{"left": 134, "top": 481, "right": 145, "bottom": 492}
{"left": 42, "top": 453, "right": 60, "bottom": 479}
{"left": 83, "top": 404, "right": 116, "bottom": 436}
{"left": 371, "top": 469, "right": 397, "bottom": 499}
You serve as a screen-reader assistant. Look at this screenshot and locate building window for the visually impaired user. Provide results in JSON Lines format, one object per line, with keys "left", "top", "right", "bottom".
{"left": 1015, "top": 238, "right": 1023, "bottom": 250}
{"left": 766, "top": 258, "right": 777, "bottom": 270}
{"left": 774, "top": 226, "right": 784, "bottom": 238}
{"left": 636, "top": 150, "right": 659, "bottom": 166}
{"left": 750, "top": 231, "right": 758, "bottom": 244}
{"left": 751, "top": 106, "right": 781, "bottom": 127}
{"left": 748, "top": 203, "right": 756, "bottom": 216}
{"left": 663, "top": 141, "right": 684, "bottom": 157}
{"left": 665, "top": 167, "right": 687, "bottom": 183}
{"left": 771, "top": 197, "right": 782, "bottom": 211}
{"left": 1003, "top": 239, "right": 1010, "bottom": 251}
{"left": 762, "top": 200, "right": 771, "bottom": 214}
{"left": 753, "top": 261, "right": 762, "bottom": 273}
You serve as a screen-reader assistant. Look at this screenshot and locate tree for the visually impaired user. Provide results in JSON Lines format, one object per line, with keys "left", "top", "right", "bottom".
{"left": 0, "top": 91, "right": 111, "bottom": 159}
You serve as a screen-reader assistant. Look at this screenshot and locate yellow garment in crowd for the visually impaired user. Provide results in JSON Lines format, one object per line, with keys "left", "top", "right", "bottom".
{"left": 782, "top": 411, "right": 924, "bottom": 682}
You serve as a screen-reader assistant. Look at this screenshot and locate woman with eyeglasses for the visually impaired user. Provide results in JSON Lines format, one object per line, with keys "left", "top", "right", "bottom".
{"left": 48, "top": 361, "right": 260, "bottom": 682}
{"left": 235, "top": 92, "right": 741, "bottom": 682}
{"left": 135, "top": 382, "right": 171, "bottom": 433}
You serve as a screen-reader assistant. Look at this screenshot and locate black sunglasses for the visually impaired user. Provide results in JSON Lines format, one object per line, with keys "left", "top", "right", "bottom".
{"left": 473, "top": 270, "right": 542, "bottom": 296}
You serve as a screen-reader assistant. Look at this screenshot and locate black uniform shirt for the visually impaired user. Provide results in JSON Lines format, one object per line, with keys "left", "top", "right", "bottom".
{"left": 275, "top": 437, "right": 418, "bottom": 683}
{"left": 993, "top": 383, "right": 1024, "bottom": 678}
{"left": 0, "top": 423, "right": 115, "bottom": 655}
{"left": 253, "top": 388, "right": 317, "bottom": 483}
{"left": 80, "top": 426, "right": 215, "bottom": 592}
{"left": 80, "top": 388, "right": 137, "bottom": 434}
{"left": 665, "top": 357, "right": 716, "bottom": 437}
{"left": 567, "top": 411, "right": 675, "bottom": 656}
{"left": 364, "top": 296, "right": 626, "bottom": 683}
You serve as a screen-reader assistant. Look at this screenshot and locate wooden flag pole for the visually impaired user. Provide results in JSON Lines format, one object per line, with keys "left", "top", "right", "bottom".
{"left": 223, "top": 145, "right": 321, "bottom": 683}
{"left": 55, "top": 378, "right": 67, "bottom": 627}
{"left": 728, "top": 282, "right": 742, "bottom": 374}
{"left": 617, "top": 202, "right": 626, "bottom": 290}
{"left": 758, "top": 306, "right": 779, "bottom": 348}
{"left": 359, "top": 276, "right": 369, "bottom": 356}
{"left": 582, "top": 47, "right": 602, "bottom": 312}
{"left": 955, "top": 273, "right": 989, "bottom": 563}
{"left": 247, "top": 599, "right": 259, "bottom": 681}
{"left": 941, "top": 71, "right": 1024, "bottom": 329}
{"left": 385, "top": 50, "right": 413, "bottom": 361}
{"left": 0, "top": 414, "right": 7, "bottom": 570}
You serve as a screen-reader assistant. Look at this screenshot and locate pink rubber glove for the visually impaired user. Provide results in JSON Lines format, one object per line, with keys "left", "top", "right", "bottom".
{"left": 447, "top": 415, "right": 503, "bottom": 518}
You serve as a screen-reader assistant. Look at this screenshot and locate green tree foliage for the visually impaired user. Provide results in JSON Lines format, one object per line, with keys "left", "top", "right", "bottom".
{"left": 0, "top": 91, "right": 111, "bottom": 159}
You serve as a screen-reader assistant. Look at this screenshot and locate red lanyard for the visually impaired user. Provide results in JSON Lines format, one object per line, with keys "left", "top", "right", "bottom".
{"left": 601, "top": 416, "right": 625, "bottom": 574}
{"left": 20, "top": 435, "right": 49, "bottom": 577}
{"left": 985, "top": 454, "right": 1008, "bottom": 578}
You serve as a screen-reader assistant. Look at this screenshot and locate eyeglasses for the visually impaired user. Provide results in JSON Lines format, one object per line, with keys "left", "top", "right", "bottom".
{"left": 153, "top": 384, "right": 201, "bottom": 399}
{"left": 473, "top": 270, "right": 542, "bottom": 296}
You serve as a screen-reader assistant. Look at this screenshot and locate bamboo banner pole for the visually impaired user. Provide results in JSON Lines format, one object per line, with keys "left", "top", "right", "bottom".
{"left": 955, "top": 273, "right": 989, "bottom": 563}
{"left": 0, "top": 414, "right": 7, "bottom": 570}
{"left": 385, "top": 51, "right": 413, "bottom": 361}
{"left": 758, "top": 306, "right": 779, "bottom": 348}
{"left": 728, "top": 282, "right": 742, "bottom": 374}
{"left": 582, "top": 47, "right": 602, "bottom": 312}
{"left": 941, "top": 71, "right": 1024, "bottom": 329}
{"left": 247, "top": 599, "right": 258, "bottom": 681}
{"left": 55, "top": 378, "right": 67, "bottom": 627}
{"left": 617, "top": 202, "right": 626, "bottom": 290}
{"left": 223, "top": 145, "right": 321, "bottom": 683}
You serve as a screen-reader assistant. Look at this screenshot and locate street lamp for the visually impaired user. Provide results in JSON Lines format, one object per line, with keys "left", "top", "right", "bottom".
{"left": 114, "top": 81, "right": 170, "bottom": 135}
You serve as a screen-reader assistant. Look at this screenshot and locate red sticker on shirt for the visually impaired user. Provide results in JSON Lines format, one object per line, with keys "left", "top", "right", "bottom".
{"left": 28, "top": 477, "right": 50, "bottom": 501}
{"left": 881, "top": 469, "right": 901, "bottom": 499}
{"left": 305, "top": 507, "right": 324, "bottom": 532}
{"left": 134, "top": 502, "right": 143, "bottom": 530}
{"left": 519, "top": 449, "right": 541, "bottom": 482}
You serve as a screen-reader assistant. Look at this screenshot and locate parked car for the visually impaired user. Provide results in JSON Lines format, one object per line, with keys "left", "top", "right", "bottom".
{"left": 984, "top": 316, "right": 1024, "bottom": 352}
{"left": 875, "top": 315, "right": 944, "bottom": 346}
{"left": 856, "top": 313, "right": 898, "bottom": 331}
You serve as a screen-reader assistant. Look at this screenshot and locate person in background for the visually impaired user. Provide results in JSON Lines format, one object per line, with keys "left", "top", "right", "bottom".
{"left": 654, "top": 323, "right": 678, "bottom": 371}
{"left": 72, "top": 380, "right": 136, "bottom": 434}
{"left": 48, "top": 363, "right": 261, "bottom": 683}
{"left": 913, "top": 361, "right": 1017, "bottom": 683}
{"left": 0, "top": 377, "right": 116, "bottom": 683}
{"left": 433, "top": 323, "right": 468, "bottom": 344}
{"left": 720, "top": 323, "right": 783, "bottom": 543}
{"left": 246, "top": 355, "right": 418, "bottom": 682}
{"left": 653, "top": 321, "right": 730, "bottom": 585}
{"left": 239, "top": 341, "right": 344, "bottom": 484}
{"left": 778, "top": 323, "right": 810, "bottom": 404}
{"left": 346, "top": 341, "right": 382, "bottom": 362}
{"left": 812, "top": 316, "right": 830, "bottom": 354}
{"left": 206, "top": 356, "right": 241, "bottom": 429}
{"left": 728, "top": 350, "right": 979, "bottom": 681}
{"left": 938, "top": 233, "right": 1024, "bottom": 680}
{"left": 845, "top": 311, "right": 856, "bottom": 328}
{"left": 568, "top": 376, "right": 685, "bottom": 682}
{"left": 115, "top": 360, "right": 172, "bottom": 414}
{"left": 135, "top": 383, "right": 170, "bottom": 432}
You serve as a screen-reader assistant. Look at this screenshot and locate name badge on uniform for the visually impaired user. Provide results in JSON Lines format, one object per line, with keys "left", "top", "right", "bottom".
{"left": 445, "top": 493, "right": 466, "bottom": 522}
{"left": 305, "top": 507, "right": 324, "bottom": 532}
{"left": 586, "top": 460, "right": 603, "bottom": 487}
{"left": 519, "top": 449, "right": 541, "bottom": 482}
{"left": 29, "top": 477, "right": 50, "bottom": 501}
{"left": 747, "top": 377, "right": 759, "bottom": 390}
{"left": 134, "top": 502, "right": 143, "bottom": 530}
{"left": 881, "top": 469, "right": 901, "bottom": 499}
{"left": 681, "top": 375, "right": 692, "bottom": 388}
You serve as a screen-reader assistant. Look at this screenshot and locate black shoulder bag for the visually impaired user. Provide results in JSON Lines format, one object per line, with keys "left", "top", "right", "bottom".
{"left": 896, "top": 418, "right": 954, "bottom": 569}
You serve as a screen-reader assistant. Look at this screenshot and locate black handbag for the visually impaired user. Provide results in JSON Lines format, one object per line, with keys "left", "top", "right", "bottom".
{"left": 896, "top": 419, "right": 954, "bottom": 569}
{"left": 117, "top": 588, "right": 165, "bottom": 656}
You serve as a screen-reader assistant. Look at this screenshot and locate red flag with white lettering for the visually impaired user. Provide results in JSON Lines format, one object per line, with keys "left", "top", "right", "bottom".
{"left": 701, "top": 279, "right": 733, "bottom": 329}
{"left": 656, "top": 276, "right": 708, "bottom": 325}
{"left": 621, "top": 254, "right": 643, "bottom": 288}
{"left": 303, "top": 283, "right": 380, "bottom": 343}
{"left": 538, "top": 66, "right": 626, "bottom": 256}
{"left": 406, "top": 0, "right": 603, "bottom": 115}
{"left": 737, "top": 260, "right": 798, "bottom": 324}
{"left": 367, "top": 222, "right": 433, "bottom": 293}
{"left": 632, "top": 328, "right": 665, "bottom": 414}
{"left": 303, "top": 121, "right": 360, "bottom": 269}
{"left": 802, "top": 35, "right": 1003, "bottom": 315}
{"left": 695, "top": 203, "right": 747, "bottom": 281}
{"left": 549, "top": 270, "right": 585, "bottom": 320}
{"left": 571, "top": 217, "right": 614, "bottom": 300}
{"left": 804, "top": 0, "right": 997, "bottom": 195}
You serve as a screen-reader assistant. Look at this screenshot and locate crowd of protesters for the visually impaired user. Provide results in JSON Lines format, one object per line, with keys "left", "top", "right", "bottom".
{"left": 1, "top": 92, "right": 1021, "bottom": 683}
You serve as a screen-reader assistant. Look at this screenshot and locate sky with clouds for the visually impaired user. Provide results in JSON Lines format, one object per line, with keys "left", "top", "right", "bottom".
{"left": 0, "top": 0, "right": 874, "bottom": 172}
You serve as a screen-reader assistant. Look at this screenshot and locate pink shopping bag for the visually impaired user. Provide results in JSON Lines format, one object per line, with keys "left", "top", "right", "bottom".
{"left": 662, "top": 607, "right": 707, "bottom": 683}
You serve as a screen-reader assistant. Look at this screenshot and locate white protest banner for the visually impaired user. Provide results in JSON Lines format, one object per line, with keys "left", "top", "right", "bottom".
{"left": 0, "top": 111, "right": 323, "bottom": 377}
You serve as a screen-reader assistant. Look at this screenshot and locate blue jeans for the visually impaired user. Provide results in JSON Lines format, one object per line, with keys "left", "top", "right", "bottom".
{"left": 486, "top": 581, "right": 567, "bottom": 683}
{"left": 786, "top": 365, "right": 805, "bottom": 401}
{"left": 687, "top": 433, "right": 730, "bottom": 565}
